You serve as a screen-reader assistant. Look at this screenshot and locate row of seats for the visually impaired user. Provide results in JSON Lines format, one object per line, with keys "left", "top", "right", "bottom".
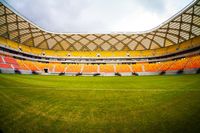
{"left": 142, "top": 56, "right": 200, "bottom": 72}
{"left": 1, "top": 36, "right": 200, "bottom": 57}
{"left": 0, "top": 55, "right": 19, "bottom": 69}
{"left": 0, "top": 55, "right": 200, "bottom": 73}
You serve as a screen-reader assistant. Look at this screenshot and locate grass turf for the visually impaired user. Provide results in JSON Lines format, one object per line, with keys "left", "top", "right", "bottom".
{"left": 0, "top": 74, "right": 200, "bottom": 133}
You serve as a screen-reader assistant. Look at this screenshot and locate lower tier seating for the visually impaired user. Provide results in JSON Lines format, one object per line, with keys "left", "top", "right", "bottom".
{"left": 116, "top": 64, "right": 131, "bottom": 72}
{"left": 0, "top": 55, "right": 200, "bottom": 73}
{"left": 99, "top": 64, "right": 114, "bottom": 73}
{"left": 0, "top": 56, "right": 19, "bottom": 69}
{"left": 82, "top": 64, "right": 98, "bottom": 73}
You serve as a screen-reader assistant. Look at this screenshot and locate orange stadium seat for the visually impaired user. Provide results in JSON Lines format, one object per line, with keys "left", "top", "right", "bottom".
{"left": 168, "top": 58, "right": 189, "bottom": 71}
{"left": 65, "top": 64, "right": 82, "bottom": 73}
{"left": 54, "top": 63, "right": 66, "bottom": 73}
{"left": 116, "top": 64, "right": 132, "bottom": 72}
{"left": 0, "top": 63, "right": 12, "bottom": 69}
{"left": 0, "top": 56, "right": 3, "bottom": 63}
{"left": 82, "top": 64, "right": 98, "bottom": 73}
{"left": 185, "top": 55, "right": 200, "bottom": 69}
{"left": 4, "top": 56, "right": 17, "bottom": 64}
{"left": 99, "top": 64, "right": 114, "bottom": 73}
{"left": 16, "top": 60, "right": 30, "bottom": 70}
{"left": 158, "top": 61, "right": 174, "bottom": 71}
{"left": 144, "top": 63, "right": 162, "bottom": 72}
{"left": 132, "top": 64, "right": 143, "bottom": 72}
{"left": 1, "top": 55, "right": 200, "bottom": 73}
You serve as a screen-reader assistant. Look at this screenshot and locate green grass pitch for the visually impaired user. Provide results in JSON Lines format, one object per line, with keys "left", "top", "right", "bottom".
{"left": 0, "top": 74, "right": 200, "bottom": 133}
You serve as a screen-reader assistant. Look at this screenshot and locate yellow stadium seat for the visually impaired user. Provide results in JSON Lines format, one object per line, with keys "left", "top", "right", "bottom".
{"left": 191, "top": 36, "right": 200, "bottom": 47}
{"left": 44, "top": 50, "right": 57, "bottom": 56}
{"left": 98, "top": 51, "right": 113, "bottom": 57}
{"left": 155, "top": 48, "right": 167, "bottom": 56}
{"left": 141, "top": 50, "right": 155, "bottom": 57}
{"left": 179, "top": 40, "right": 192, "bottom": 51}
{"left": 129, "top": 51, "right": 141, "bottom": 57}
{"left": 113, "top": 51, "right": 127, "bottom": 57}
{"left": 0, "top": 37, "right": 7, "bottom": 46}
{"left": 56, "top": 51, "right": 67, "bottom": 57}
{"left": 30, "top": 47, "right": 42, "bottom": 55}
{"left": 7, "top": 39, "right": 19, "bottom": 49}
{"left": 167, "top": 45, "right": 179, "bottom": 54}
{"left": 19, "top": 45, "right": 31, "bottom": 53}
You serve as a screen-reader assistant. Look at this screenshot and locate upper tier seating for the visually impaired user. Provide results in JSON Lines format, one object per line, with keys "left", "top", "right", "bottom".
{"left": 1, "top": 36, "right": 199, "bottom": 58}
{"left": 19, "top": 45, "right": 32, "bottom": 53}
{"left": 30, "top": 47, "right": 43, "bottom": 55}
{"left": 44, "top": 50, "right": 57, "bottom": 56}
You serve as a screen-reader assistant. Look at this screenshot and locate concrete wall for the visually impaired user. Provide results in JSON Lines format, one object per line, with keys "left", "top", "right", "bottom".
{"left": 20, "top": 70, "right": 32, "bottom": 74}
{"left": 0, "top": 68, "right": 199, "bottom": 76}
{"left": 119, "top": 72, "right": 133, "bottom": 76}
{"left": 0, "top": 68, "right": 15, "bottom": 74}
{"left": 137, "top": 72, "right": 160, "bottom": 76}
{"left": 100, "top": 73, "right": 115, "bottom": 76}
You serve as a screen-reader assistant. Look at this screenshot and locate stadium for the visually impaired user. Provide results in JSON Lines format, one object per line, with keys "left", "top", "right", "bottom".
{"left": 0, "top": 0, "right": 200, "bottom": 132}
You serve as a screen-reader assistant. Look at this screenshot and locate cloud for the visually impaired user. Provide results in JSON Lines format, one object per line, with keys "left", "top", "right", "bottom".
{"left": 4, "top": 0, "right": 193, "bottom": 33}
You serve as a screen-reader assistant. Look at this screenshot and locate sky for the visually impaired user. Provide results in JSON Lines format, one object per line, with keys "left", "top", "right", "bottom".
{"left": 3, "top": 0, "right": 194, "bottom": 33}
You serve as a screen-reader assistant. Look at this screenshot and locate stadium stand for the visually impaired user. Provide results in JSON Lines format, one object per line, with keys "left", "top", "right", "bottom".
{"left": 0, "top": 54, "right": 200, "bottom": 75}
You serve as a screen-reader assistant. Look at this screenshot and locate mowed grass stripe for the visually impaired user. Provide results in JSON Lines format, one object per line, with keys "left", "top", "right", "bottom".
{"left": 0, "top": 74, "right": 200, "bottom": 132}
{"left": 1, "top": 86, "right": 200, "bottom": 91}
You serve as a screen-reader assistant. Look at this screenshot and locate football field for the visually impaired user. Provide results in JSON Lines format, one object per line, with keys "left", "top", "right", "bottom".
{"left": 0, "top": 74, "right": 200, "bottom": 133}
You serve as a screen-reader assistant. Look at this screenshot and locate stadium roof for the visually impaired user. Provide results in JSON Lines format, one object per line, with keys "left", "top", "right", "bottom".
{"left": 0, "top": 0, "right": 200, "bottom": 51}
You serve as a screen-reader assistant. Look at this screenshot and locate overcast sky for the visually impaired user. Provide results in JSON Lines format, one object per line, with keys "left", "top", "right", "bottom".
{"left": 3, "top": 0, "right": 193, "bottom": 33}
